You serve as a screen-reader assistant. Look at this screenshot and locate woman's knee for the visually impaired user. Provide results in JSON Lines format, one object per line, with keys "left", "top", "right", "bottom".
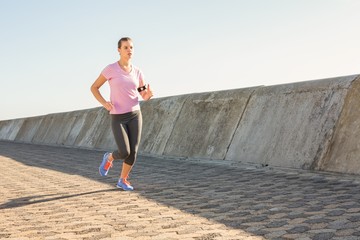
{"left": 113, "top": 149, "right": 130, "bottom": 160}
{"left": 124, "top": 151, "right": 137, "bottom": 166}
{"left": 120, "top": 150, "right": 130, "bottom": 159}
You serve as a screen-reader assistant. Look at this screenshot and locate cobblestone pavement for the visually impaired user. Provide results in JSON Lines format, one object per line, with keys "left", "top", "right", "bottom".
{"left": 1, "top": 141, "right": 360, "bottom": 240}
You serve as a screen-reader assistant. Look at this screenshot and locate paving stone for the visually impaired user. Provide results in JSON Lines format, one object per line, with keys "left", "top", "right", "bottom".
{"left": 287, "top": 225, "right": 311, "bottom": 234}
{"left": 332, "top": 237, "right": 360, "bottom": 240}
{"left": 265, "top": 220, "right": 288, "bottom": 228}
{"left": 312, "top": 232, "right": 335, "bottom": 240}
{"left": 328, "top": 219, "right": 352, "bottom": 230}
{"left": 349, "top": 215, "right": 360, "bottom": 222}
{"left": 327, "top": 209, "right": 346, "bottom": 216}
{"left": 304, "top": 218, "right": 332, "bottom": 224}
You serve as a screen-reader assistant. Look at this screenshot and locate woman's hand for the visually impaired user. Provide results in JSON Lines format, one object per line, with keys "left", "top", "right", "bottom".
{"left": 140, "top": 84, "right": 154, "bottom": 101}
{"left": 103, "top": 101, "right": 114, "bottom": 111}
{"left": 145, "top": 84, "right": 154, "bottom": 100}
{"left": 91, "top": 74, "right": 113, "bottom": 110}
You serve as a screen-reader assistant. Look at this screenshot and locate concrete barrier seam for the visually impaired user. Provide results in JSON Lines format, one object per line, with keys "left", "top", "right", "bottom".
{"left": 161, "top": 95, "right": 191, "bottom": 155}
{"left": 224, "top": 87, "right": 262, "bottom": 160}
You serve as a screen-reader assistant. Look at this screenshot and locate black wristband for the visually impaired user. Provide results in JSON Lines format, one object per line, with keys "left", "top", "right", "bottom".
{"left": 137, "top": 85, "right": 147, "bottom": 92}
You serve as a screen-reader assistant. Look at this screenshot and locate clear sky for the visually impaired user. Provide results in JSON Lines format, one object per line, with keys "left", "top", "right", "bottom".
{"left": 1, "top": 0, "right": 360, "bottom": 121}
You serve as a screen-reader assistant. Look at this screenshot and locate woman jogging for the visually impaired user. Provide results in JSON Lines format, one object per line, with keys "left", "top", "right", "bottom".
{"left": 90, "top": 37, "right": 153, "bottom": 191}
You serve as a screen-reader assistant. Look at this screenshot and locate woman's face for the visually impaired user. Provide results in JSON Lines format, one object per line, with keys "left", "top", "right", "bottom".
{"left": 118, "top": 40, "right": 133, "bottom": 60}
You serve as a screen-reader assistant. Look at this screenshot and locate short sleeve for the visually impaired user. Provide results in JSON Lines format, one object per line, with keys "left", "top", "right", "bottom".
{"left": 101, "top": 64, "right": 112, "bottom": 80}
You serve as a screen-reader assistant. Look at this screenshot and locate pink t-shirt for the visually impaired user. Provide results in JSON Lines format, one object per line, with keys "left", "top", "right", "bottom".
{"left": 101, "top": 62, "right": 145, "bottom": 114}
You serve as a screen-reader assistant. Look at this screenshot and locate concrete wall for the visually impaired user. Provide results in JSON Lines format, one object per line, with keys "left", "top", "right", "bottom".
{"left": 225, "top": 76, "right": 354, "bottom": 170}
{"left": 1, "top": 74, "right": 360, "bottom": 175}
{"left": 140, "top": 88, "right": 257, "bottom": 160}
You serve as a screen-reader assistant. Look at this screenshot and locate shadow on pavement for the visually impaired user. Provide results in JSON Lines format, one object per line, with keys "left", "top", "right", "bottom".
{"left": 0, "top": 189, "right": 117, "bottom": 210}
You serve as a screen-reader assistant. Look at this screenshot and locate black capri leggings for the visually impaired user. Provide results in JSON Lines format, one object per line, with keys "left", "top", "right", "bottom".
{"left": 111, "top": 110, "right": 142, "bottom": 166}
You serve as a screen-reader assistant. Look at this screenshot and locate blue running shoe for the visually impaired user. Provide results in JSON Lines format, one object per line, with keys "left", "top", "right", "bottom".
{"left": 116, "top": 178, "right": 134, "bottom": 191}
{"left": 99, "top": 152, "right": 112, "bottom": 176}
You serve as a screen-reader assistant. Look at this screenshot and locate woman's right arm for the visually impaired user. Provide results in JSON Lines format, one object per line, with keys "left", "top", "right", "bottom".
{"left": 90, "top": 74, "right": 113, "bottom": 111}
